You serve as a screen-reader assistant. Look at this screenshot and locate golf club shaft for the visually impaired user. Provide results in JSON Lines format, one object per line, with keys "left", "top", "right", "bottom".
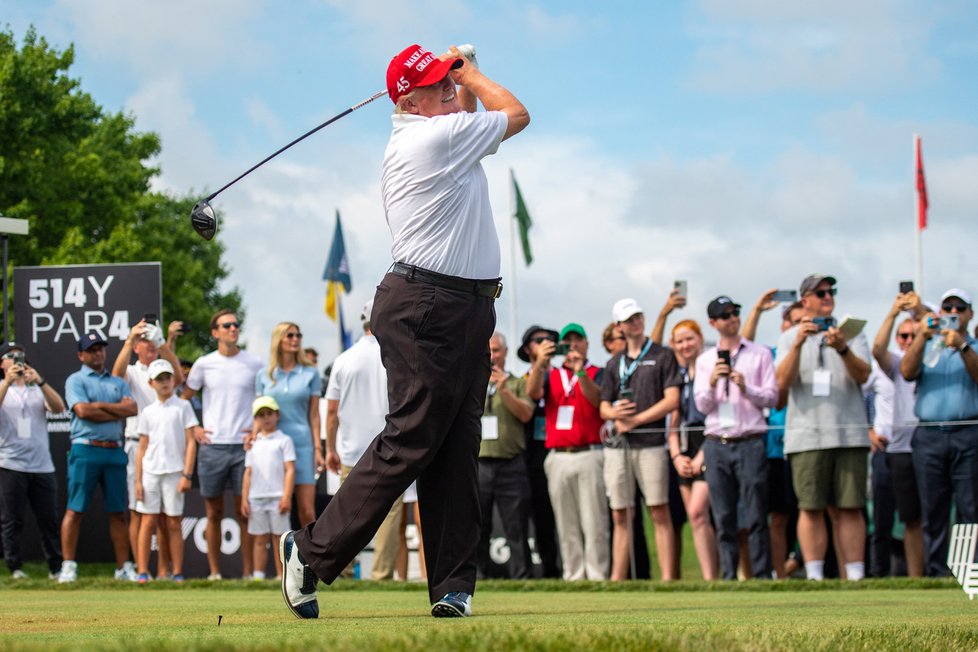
{"left": 206, "top": 89, "right": 387, "bottom": 202}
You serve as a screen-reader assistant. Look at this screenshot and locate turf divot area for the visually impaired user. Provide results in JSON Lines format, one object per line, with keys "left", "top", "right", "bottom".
{"left": 1, "top": 574, "right": 975, "bottom": 650}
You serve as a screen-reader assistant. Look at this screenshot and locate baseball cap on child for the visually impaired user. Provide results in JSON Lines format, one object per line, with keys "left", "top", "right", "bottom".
{"left": 253, "top": 396, "right": 280, "bottom": 415}
{"left": 148, "top": 359, "right": 175, "bottom": 379}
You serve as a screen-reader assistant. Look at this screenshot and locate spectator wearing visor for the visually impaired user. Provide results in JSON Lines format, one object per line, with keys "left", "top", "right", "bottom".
{"left": 775, "top": 274, "right": 871, "bottom": 581}
{"left": 900, "top": 288, "right": 978, "bottom": 576}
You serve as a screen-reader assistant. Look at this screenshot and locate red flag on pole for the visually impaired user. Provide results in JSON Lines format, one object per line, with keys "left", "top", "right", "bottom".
{"left": 915, "top": 135, "right": 928, "bottom": 230}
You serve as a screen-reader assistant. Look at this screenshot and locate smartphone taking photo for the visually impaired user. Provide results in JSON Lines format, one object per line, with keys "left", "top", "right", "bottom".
{"left": 772, "top": 289, "right": 798, "bottom": 303}
{"left": 674, "top": 280, "right": 688, "bottom": 299}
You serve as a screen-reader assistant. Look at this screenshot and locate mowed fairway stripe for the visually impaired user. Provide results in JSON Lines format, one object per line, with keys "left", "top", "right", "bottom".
{"left": 1, "top": 587, "right": 976, "bottom": 650}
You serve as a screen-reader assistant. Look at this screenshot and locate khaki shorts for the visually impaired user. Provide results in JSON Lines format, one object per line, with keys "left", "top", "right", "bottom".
{"left": 789, "top": 447, "right": 868, "bottom": 510}
{"left": 603, "top": 445, "right": 669, "bottom": 509}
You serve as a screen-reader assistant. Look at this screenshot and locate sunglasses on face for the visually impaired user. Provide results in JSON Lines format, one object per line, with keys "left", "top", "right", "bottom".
{"left": 285, "top": 332, "right": 303, "bottom": 339}
{"left": 813, "top": 288, "right": 838, "bottom": 299}
{"left": 218, "top": 322, "right": 241, "bottom": 330}
{"left": 942, "top": 302, "right": 969, "bottom": 313}
{"left": 717, "top": 308, "right": 741, "bottom": 320}
{"left": 897, "top": 332, "right": 914, "bottom": 341}
{"left": 530, "top": 336, "right": 555, "bottom": 344}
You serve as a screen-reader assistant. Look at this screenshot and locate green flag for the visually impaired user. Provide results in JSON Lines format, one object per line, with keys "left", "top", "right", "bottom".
{"left": 512, "top": 170, "right": 533, "bottom": 266}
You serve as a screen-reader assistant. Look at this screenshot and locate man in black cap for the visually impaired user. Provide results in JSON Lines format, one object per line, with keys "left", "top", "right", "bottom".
{"left": 58, "top": 333, "right": 138, "bottom": 583}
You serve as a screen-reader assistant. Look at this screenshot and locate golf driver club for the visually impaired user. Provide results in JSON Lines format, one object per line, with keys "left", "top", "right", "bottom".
{"left": 190, "top": 89, "right": 385, "bottom": 240}
{"left": 191, "top": 44, "right": 477, "bottom": 241}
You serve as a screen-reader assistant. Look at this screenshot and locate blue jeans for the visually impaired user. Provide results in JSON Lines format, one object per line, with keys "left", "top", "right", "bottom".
{"left": 911, "top": 423, "right": 978, "bottom": 577}
{"left": 703, "top": 436, "right": 771, "bottom": 579}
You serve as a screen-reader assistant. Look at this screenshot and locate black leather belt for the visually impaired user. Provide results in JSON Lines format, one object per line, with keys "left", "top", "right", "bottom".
{"left": 552, "top": 445, "right": 603, "bottom": 453}
{"left": 705, "top": 432, "right": 765, "bottom": 444}
{"left": 391, "top": 262, "right": 502, "bottom": 299}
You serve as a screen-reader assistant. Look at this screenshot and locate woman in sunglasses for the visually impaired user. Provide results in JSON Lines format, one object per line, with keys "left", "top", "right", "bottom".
{"left": 256, "top": 323, "right": 322, "bottom": 529}
{"left": 0, "top": 343, "right": 66, "bottom": 580}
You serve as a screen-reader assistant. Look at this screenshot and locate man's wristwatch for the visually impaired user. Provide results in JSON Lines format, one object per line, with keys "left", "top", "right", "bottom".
{"left": 182, "top": 473, "right": 193, "bottom": 480}
{"left": 961, "top": 342, "right": 971, "bottom": 355}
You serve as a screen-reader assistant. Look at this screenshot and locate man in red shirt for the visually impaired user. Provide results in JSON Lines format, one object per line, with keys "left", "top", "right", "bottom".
{"left": 527, "top": 323, "right": 609, "bottom": 580}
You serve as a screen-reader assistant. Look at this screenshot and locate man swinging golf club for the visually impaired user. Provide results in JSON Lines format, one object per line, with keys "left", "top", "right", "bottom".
{"left": 279, "top": 43, "right": 529, "bottom": 619}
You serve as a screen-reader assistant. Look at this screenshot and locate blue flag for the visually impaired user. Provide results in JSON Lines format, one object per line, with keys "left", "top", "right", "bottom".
{"left": 323, "top": 211, "right": 352, "bottom": 321}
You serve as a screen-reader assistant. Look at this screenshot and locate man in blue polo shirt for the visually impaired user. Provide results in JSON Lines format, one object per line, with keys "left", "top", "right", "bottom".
{"left": 57, "top": 333, "right": 138, "bottom": 583}
{"left": 900, "top": 288, "right": 978, "bottom": 576}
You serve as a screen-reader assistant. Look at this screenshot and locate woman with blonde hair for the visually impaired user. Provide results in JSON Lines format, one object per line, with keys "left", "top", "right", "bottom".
{"left": 667, "top": 319, "right": 718, "bottom": 580}
{"left": 256, "top": 322, "right": 322, "bottom": 527}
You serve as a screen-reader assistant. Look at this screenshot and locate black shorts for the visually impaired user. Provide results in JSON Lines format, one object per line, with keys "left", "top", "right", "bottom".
{"left": 767, "top": 457, "right": 795, "bottom": 514}
{"left": 885, "top": 452, "right": 921, "bottom": 524}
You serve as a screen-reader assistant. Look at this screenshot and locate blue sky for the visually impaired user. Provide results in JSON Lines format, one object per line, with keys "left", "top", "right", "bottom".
{"left": 6, "top": 1, "right": 978, "bottom": 368}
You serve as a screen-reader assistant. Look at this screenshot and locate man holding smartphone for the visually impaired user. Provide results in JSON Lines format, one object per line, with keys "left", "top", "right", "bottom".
{"left": 694, "top": 296, "right": 778, "bottom": 580}
{"left": 900, "top": 288, "right": 978, "bottom": 576}
{"left": 112, "top": 316, "right": 186, "bottom": 578}
{"left": 527, "top": 323, "right": 608, "bottom": 580}
{"left": 775, "top": 274, "right": 871, "bottom": 581}
{"left": 600, "top": 299, "right": 681, "bottom": 581}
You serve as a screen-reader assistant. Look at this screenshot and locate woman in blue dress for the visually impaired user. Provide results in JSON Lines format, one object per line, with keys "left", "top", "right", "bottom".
{"left": 256, "top": 322, "right": 322, "bottom": 526}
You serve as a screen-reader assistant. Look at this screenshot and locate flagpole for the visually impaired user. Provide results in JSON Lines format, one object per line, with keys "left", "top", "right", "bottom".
{"left": 508, "top": 168, "right": 518, "bottom": 371}
{"left": 914, "top": 134, "right": 923, "bottom": 293}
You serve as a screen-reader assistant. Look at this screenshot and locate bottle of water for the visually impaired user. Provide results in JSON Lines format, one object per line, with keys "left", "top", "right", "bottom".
{"left": 353, "top": 559, "right": 361, "bottom": 580}
{"left": 924, "top": 338, "right": 943, "bottom": 369}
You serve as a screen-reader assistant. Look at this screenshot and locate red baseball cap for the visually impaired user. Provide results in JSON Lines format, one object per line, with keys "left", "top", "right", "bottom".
{"left": 386, "top": 44, "right": 463, "bottom": 104}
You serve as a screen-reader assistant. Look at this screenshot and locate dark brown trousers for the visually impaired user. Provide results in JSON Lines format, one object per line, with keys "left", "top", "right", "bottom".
{"left": 294, "top": 271, "right": 495, "bottom": 603}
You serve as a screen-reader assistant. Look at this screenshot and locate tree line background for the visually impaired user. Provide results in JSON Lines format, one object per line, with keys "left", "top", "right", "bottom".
{"left": 0, "top": 27, "right": 242, "bottom": 359}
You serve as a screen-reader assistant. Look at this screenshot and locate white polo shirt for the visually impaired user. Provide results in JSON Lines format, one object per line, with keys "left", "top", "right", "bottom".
{"left": 186, "top": 349, "right": 263, "bottom": 445}
{"left": 136, "top": 395, "right": 199, "bottom": 474}
{"left": 381, "top": 110, "right": 508, "bottom": 280}
{"left": 324, "top": 334, "right": 388, "bottom": 468}
{"left": 245, "top": 430, "right": 296, "bottom": 500}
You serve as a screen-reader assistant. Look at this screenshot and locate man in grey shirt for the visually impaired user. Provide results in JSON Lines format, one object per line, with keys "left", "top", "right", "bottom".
{"left": 776, "top": 274, "right": 870, "bottom": 581}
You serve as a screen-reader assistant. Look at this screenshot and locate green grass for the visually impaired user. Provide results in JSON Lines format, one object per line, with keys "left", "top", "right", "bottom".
{"left": 1, "top": 568, "right": 975, "bottom": 651}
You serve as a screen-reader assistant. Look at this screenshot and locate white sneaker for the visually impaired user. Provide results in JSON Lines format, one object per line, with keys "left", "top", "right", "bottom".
{"left": 48, "top": 571, "right": 59, "bottom": 581}
{"left": 115, "top": 561, "right": 138, "bottom": 581}
{"left": 11, "top": 569, "right": 28, "bottom": 580}
{"left": 207, "top": 573, "right": 223, "bottom": 581}
{"left": 58, "top": 561, "right": 78, "bottom": 583}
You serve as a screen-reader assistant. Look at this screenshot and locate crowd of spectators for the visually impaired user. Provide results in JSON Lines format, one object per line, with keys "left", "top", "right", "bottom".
{"left": 1, "top": 272, "right": 976, "bottom": 583}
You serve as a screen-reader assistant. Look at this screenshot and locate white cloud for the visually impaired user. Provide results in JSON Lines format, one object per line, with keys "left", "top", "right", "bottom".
{"left": 686, "top": 0, "right": 941, "bottom": 94}
{"left": 50, "top": 0, "right": 264, "bottom": 77}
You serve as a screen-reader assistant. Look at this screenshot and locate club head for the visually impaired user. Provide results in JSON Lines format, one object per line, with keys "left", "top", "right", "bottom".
{"left": 191, "top": 200, "right": 218, "bottom": 240}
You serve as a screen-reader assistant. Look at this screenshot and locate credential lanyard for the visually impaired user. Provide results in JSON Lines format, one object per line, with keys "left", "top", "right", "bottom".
{"left": 619, "top": 338, "right": 653, "bottom": 391}
{"left": 558, "top": 367, "right": 579, "bottom": 399}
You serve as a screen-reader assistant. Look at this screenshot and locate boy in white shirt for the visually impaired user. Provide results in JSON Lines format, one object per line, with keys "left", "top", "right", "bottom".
{"left": 243, "top": 396, "right": 296, "bottom": 580}
{"left": 134, "top": 359, "right": 198, "bottom": 583}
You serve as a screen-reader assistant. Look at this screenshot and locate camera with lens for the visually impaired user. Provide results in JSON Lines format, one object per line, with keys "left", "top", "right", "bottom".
{"left": 554, "top": 342, "right": 571, "bottom": 356}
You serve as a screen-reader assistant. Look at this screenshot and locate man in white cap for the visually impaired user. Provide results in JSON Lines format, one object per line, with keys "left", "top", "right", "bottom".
{"left": 600, "top": 298, "right": 681, "bottom": 581}
{"left": 900, "top": 288, "right": 978, "bottom": 576}
{"left": 282, "top": 41, "right": 528, "bottom": 619}
{"left": 322, "top": 299, "right": 402, "bottom": 580}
